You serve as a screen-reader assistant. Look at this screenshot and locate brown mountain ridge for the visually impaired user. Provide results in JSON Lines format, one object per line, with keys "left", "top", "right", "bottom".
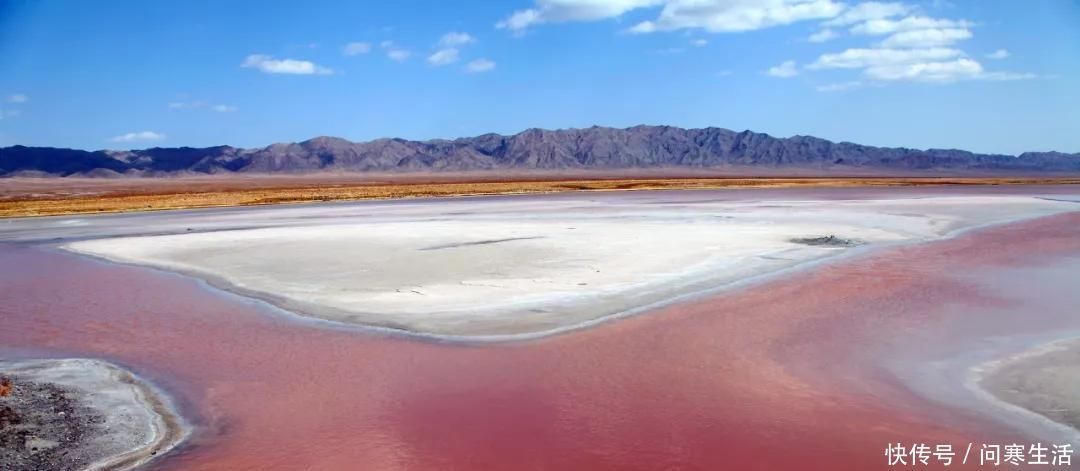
{"left": 3, "top": 125, "right": 1079, "bottom": 177}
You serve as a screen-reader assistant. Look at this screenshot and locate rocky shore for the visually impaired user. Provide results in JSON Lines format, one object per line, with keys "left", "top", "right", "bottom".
{"left": 0, "top": 359, "right": 186, "bottom": 471}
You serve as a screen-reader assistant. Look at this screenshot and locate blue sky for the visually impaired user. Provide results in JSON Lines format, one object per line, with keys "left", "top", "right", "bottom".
{"left": 0, "top": 0, "right": 1077, "bottom": 154}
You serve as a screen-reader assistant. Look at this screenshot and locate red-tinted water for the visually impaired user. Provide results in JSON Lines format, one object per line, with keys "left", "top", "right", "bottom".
{"left": 1, "top": 212, "right": 1078, "bottom": 470}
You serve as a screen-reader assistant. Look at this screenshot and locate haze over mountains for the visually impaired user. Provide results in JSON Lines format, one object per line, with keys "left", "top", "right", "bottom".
{"left": 2, "top": 125, "right": 1079, "bottom": 177}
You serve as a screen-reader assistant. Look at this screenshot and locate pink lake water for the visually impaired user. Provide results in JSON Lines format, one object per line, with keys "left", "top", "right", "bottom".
{"left": 0, "top": 188, "right": 1078, "bottom": 470}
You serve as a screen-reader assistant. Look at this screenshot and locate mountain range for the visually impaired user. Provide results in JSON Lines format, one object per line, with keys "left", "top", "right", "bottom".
{"left": 3, "top": 125, "right": 1079, "bottom": 177}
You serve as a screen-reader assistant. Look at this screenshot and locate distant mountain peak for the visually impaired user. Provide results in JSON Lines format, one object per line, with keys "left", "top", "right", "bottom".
{"left": 2, "top": 125, "right": 1078, "bottom": 177}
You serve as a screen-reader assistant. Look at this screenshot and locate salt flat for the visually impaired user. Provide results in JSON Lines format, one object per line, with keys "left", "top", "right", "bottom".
{"left": 60, "top": 192, "right": 1076, "bottom": 337}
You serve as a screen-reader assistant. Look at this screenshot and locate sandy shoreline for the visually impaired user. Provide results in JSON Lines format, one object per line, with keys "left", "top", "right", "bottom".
{"left": 59, "top": 194, "right": 1078, "bottom": 339}
{"left": 0, "top": 358, "right": 188, "bottom": 471}
{"left": 2, "top": 175, "right": 1078, "bottom": 218}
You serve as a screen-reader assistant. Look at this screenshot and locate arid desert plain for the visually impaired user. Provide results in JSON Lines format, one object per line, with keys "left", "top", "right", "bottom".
{"left": 2, "top": 184, "right": 1079, "bottom": 470}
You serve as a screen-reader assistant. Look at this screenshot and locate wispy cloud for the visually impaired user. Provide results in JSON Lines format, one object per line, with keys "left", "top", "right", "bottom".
{"left": 1, "top": 94, "right": 28, "bottom": 120}
{"left": 110, "top": 131, "right": 165, "bottom": 143}
{"left": 816, "top": 81, "right": 863, "bottom": 92}
{"left": 488, "top": 0, "right": 1034, "bottom": 88}
{"left": 342, "top": 42, "right": 372, "bottom": 56}
{"left": 241, "top": 54, "right": 333, "bottom": 75}
{"left": 168, "top": 101, "right": 237, "bottom": 112}
{"left": 428, "top": 32, "right": 481, "bottom": 68}
{"left": 808, "top": 46, "right": 1034, "bottom": 83}
{"left": 766, "top": 60, "right": 799, "bottom": 78}
{"left": 980, "top": 71, "right": 1038, "bottom": 81}
{"left": 498, "top": 0, "right": 844, "bottom": 34}
{"left": 496, "top": 9, "right": 541, "bottom": 34}
{"left": 167, "top": 101, "right": 200, "bottom": 109}
{"left": 428, "top": 48, "right": 460, "bottom": 66}
{"left": 808, "top": 28, "right": 838, "bottom": 43}
{"left": 986, "top": 49, "right": 1009, "bottom": 60}
{"left": 823, "top": 2, "right": 909, "bottom": 27}
{"left": 489, "top": 0, "right": 1040, "bottom": 89}
{"left": 809, "top": 47, "right": 962, "bottom": 69}
{"left": 630, "top": 0, "right": 843, "bottom": 34}
{"left": 439, "top": 32, "right": 475, "bottom": 47}
{"left": 465, "top": 58, "right": 496, "bottom": 73}
{"left": 497, "top": 0, "right": 658, "bottom": 32}
{"left": 802, "top": 6, "right": 1038, "bottom": 86}
{"left": 690, "top": 38, "right": 708, "bottom": 47}
{"left": 849, "top": 16, "right": 972, "bottom": 36}
{"left": 878, "top": 27, "right": 972, "bottom": 48}
{"left": 863, "top": 57, "right": 983, "bottom": 82}
{"left": 381, "top": 41, "right": 411, "bottom": 62}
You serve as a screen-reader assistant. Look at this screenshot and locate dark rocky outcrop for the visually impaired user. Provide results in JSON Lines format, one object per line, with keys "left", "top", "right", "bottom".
{"left": 0, "top": 378, "right": 104, "bottom": 471}
{"left": 2, "top": 125, "right": 1078, "bottom": 176}
{"left": 789, "top": 235, "right": 863, "bottom": 247}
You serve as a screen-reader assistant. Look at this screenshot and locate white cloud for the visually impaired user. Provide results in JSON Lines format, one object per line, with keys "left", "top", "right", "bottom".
{"left": 766, "top": 60, "right": 799, "bottom": 78}
{"left": 168, "top": 101, "right": 237, "bottom": 112}
{"left": 816, "top": 81, "right": 862, "bottom": 92}
{"left": 465, "top": 58, "right": 496, "bottom": 73}
{"left": 878, "top": 27, "right": 972, "bottom": 48}
{"left": 439, "top": 32, "right": 475, "bottom": 47}
{"left": 630, "top": 0, "right": 844, "bottom": 34}
{"left": 497, "top": 0, "right": 662, "bottom": 31}
{"left": 799, "top": 9, "right": 1038, "bottom": 86}
{"left": 381, "top": 41, "right": 411, "bottom": 62}
{"left": 986, "top": 49, "right": 1009, "bottom": 59}
{"left": 850, "top": 16, "right": 972, "bottom": 35}
{"left": 427, "top": 48, "right": 460, "bottom": 66}
{"left": 498, "top": 0, "right": 842, "bottom": 34}
{"left": 0, "top": 108, "right": 21, "bottom": 119}
{"left": 864, "top": 57, "right": 982, "bottom": 82}
{"left": 168, "top": 101, "right": 201, "bottom": 109}
{"left": 491, "top": 0, "right": 1037, "bottom": 91}
{"left": 980, "top": 71, "right": 1037, "bottom": 81}
{"left": 691, "top": 38, "right": 708, "bottom": 47}
{"left": 808, "top": 47, "right": 962, "bottom": 69}
{"left": 241, "top": 54, "right": 332, "bottom": 75}
{"left": 110, "top": 131, "right": 166, "bottom": 143}
{"left": 808, "top": 28, "right": 838, "bottom": 42}
{"left": 823, "top": 2, "right": 909, "bottom": 27}
{"left": 497, "top": 9, "right": 543, "bottom": 31}
{"left": 343, "top": 42, "right": 372, "bottom": 56}
{"left": 809, "top": 47, "right": 1036, "bottom": 83}
{"left": 7, "top": 94, "right": 28, "bottom": 103}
